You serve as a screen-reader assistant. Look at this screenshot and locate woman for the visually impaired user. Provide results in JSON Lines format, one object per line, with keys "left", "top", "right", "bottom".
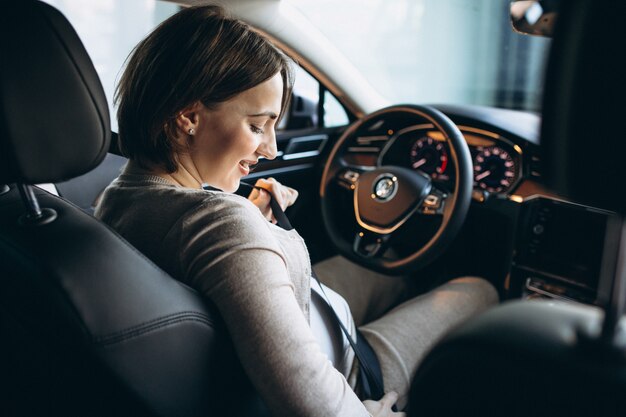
{"left": 95, "top": 6, "right": 497, "bottom": 417}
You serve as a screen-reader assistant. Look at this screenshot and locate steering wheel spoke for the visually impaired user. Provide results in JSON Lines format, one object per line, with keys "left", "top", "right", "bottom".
{"left": 334, "top": 166, "right": 363, "bottom": 191}
{"left": 353, "top": 228, "right": 390, "bottom": 258}
{"left": 418, "top": 186, "right": 449, "bottom": 216}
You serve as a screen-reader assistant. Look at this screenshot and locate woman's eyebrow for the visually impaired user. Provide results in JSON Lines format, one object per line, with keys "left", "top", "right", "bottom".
{"left": 248, "top": 111, "right": 278, "bottom": 119}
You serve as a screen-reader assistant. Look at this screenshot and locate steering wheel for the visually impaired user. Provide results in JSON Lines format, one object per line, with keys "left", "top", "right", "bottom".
{"left": 320, "top": 105, "right": 473, "bottom": 275}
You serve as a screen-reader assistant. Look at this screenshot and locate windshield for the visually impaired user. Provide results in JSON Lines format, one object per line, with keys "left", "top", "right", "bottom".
{"left": 289, "top": 0, "right": 551, "bottom": 112}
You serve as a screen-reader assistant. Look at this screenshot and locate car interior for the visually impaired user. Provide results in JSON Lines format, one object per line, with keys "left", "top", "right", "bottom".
{"left": 1, "top": 0, "right": 625, "bottom": 416}
{"left": 407, "top": 2, "right": 626, "bottom": 415}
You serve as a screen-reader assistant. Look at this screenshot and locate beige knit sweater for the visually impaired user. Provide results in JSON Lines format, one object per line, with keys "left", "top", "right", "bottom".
{"left": 95, "top": 163, "right": 368, "bottom": 417}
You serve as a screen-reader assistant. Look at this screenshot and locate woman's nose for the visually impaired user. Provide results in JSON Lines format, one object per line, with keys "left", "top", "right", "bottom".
{"left": 257, "top": 129, "right": 277, "bottom": 160}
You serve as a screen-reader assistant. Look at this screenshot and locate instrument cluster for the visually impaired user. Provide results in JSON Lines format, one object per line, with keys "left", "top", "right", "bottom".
{"left": 378, "top": 125, "right": 523, "bottom": 195}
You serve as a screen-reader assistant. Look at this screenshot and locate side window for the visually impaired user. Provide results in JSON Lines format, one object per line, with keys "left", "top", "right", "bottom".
{"left": 324, "top": 90, "right": 350, "bottom": 128}
{"left": 42, "top": 1, "right": 349, "bottom": 133}
{"left": 279, "top": 66, "right": 350, "bottom": 131}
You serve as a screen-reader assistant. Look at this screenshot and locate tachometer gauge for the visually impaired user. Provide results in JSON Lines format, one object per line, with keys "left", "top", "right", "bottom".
{"left": 410, "top": 136, "right": 449, "bottom": 180}
{"left": 474, "top": 146, "right": 517, "bottom": 193}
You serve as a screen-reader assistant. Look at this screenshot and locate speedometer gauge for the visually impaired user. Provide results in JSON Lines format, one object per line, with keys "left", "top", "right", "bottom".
{"left": 410, "top": 136, "right": 449, "bottom": 180}
{"left": 474, "top": 146, "right": 517, "bottom": 192}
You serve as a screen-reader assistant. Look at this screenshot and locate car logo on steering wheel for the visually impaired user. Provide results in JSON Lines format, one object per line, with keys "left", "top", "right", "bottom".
{"left": 373, "top": 175, "right": 398, "bottom": 201}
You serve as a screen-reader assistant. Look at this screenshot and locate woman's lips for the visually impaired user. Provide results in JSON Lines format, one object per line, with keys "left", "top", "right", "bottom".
{"left": 238, "top": 160, "right": 257, "bottom": 175}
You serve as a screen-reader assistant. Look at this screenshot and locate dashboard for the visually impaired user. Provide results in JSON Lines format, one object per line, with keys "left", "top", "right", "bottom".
{"left": 338, "top": 108, "right": 534, "bottom": 198}
{"left": 318, "top": 103, "right": 613, "bottom": 308}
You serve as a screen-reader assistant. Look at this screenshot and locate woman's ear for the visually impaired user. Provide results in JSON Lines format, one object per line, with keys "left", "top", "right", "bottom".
{"left": 175, "top": 101, "right": 203, "bottom": 137}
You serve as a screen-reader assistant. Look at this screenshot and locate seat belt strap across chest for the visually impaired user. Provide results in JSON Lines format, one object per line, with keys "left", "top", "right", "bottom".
{"left": 233, "top": 182, "right": 386, "bottom": 401}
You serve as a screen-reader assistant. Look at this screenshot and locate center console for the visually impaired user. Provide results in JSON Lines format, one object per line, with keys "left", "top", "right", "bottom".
{"left": 510, "top": 196, "right": 616, "bottom": 305}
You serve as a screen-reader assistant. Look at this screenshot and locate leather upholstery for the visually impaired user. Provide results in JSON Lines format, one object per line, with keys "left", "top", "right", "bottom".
{"left": 0, "top": 1, "right": 109, "bottom": 184}
{"left": 0, "top": 185, "right": 263, "bottom": 416}
{"left": 55, "top": 153, "right": 128, "bottom": 213}
{"left": 408, "top": 301, "right": 626, "bottom": 417}
{"left": 0, "top": 2, "right": 268, "bottom": 415}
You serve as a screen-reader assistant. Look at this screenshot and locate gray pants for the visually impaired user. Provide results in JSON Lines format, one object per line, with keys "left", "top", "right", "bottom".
{"left": 314, "top": 256, "right": 498, "bottom": 409}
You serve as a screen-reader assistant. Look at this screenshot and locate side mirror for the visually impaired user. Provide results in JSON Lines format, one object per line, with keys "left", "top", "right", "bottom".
{"left": 510, "top": 0, "right": 559, "bottom": 37}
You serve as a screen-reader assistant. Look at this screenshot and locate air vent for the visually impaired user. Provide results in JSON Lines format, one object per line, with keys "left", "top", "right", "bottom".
{"left": 347, "top": 135, "right": 389, "bottom": 154}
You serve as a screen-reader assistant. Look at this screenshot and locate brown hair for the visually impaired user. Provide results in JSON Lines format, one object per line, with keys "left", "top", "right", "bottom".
{"left": 115, "top": 5, "right": 294, "bottom": 172}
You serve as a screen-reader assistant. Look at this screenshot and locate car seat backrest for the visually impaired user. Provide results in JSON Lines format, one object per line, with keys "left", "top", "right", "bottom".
{"left": 0, "top": 1, "right": 109, "bottom": 185}
{"left": 0, "top": 2, "right": 267, "bottom": 416}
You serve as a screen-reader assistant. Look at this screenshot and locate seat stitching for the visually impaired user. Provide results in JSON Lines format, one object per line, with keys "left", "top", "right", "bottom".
{"left": 93, "top": 311, "right": 217, "bottom": 346}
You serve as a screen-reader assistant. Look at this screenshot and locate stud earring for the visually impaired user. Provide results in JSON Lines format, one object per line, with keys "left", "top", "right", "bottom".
{"left": 188, "top": 128, "right": 196, "bottom": 135}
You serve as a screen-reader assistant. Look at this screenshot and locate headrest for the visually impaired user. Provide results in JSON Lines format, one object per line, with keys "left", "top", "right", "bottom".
{"left": 0, "top": 1, "right": 110, "bottom": 184}
{"left": 541, "top": 0, "right": 626, "bottom": 214}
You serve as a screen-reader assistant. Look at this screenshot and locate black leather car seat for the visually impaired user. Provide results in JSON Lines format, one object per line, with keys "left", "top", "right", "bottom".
{"left": 0, "top": 2, "right": 263, "bottom": 416}
{"left": 407, "top": 1, "right": 626, "bottom": 416}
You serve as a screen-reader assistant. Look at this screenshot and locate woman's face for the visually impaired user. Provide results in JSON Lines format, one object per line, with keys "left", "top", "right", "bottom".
{"left": 189, "top": 72, "right": 283, "bottom": 192}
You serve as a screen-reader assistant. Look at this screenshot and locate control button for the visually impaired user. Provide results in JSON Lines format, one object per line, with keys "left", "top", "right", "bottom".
{"left": 343, "top": 170, "right": 360, "bottom": 183}
{"left": 533, "top": 224, "right": 544, "bottom": 235}
{"left": 423, "top": 194, "right": 441, "bottom": 209}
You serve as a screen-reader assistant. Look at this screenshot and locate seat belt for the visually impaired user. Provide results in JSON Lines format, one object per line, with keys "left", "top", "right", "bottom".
{"left": 233, "top": 182, "right": 386, "bottom": 401}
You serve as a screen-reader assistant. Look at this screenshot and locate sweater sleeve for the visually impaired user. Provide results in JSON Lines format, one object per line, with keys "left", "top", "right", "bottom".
{"left": 178, "top": 195, "right": 369, "bottom": 417}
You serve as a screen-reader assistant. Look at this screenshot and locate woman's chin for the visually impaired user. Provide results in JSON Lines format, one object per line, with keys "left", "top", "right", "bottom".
{"left": 222, "top": 179, "right": 241, "bottom": 193}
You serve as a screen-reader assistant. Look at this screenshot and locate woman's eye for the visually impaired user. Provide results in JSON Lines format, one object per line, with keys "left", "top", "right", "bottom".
{"left": 250, "top": 125, "right": 264, "bottom": 134}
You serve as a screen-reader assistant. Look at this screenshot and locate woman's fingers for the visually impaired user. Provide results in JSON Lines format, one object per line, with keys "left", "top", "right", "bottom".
{"left": 254, "top": 178, "right": 298, "bottom": 211}
{"left": 247, "top": 186, "right": 272, "bottom": 220}
{"left": 363, "top": 391, "right": 405, "bottom": 416}
{"left": 380, "top": 392, "right": 399, "bottom": 409}
{"left": 282, "top": 185, "right": 298, "bottom": 209}
{"left": 249, "top": 178, "right": 298, "bottom": 223}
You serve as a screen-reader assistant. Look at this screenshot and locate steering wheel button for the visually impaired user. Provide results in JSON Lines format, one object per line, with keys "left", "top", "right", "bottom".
{"left": 424, "top": 195, "right": 440, "bottom": 208}
{"left": 343, "top": 170, "right": 360, "bottom": 183}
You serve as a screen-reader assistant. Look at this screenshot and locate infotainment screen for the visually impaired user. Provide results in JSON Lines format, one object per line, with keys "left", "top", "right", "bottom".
{"left": 516, "top": 197, "right": 612, "bottom": 291}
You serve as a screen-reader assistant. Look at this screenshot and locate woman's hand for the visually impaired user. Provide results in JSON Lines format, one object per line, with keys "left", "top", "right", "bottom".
{"left": 248, "top": 177, "right": 298, "bottom": 223}
{"left": 363, "top": 392, "right": 406, "bottom": 417}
